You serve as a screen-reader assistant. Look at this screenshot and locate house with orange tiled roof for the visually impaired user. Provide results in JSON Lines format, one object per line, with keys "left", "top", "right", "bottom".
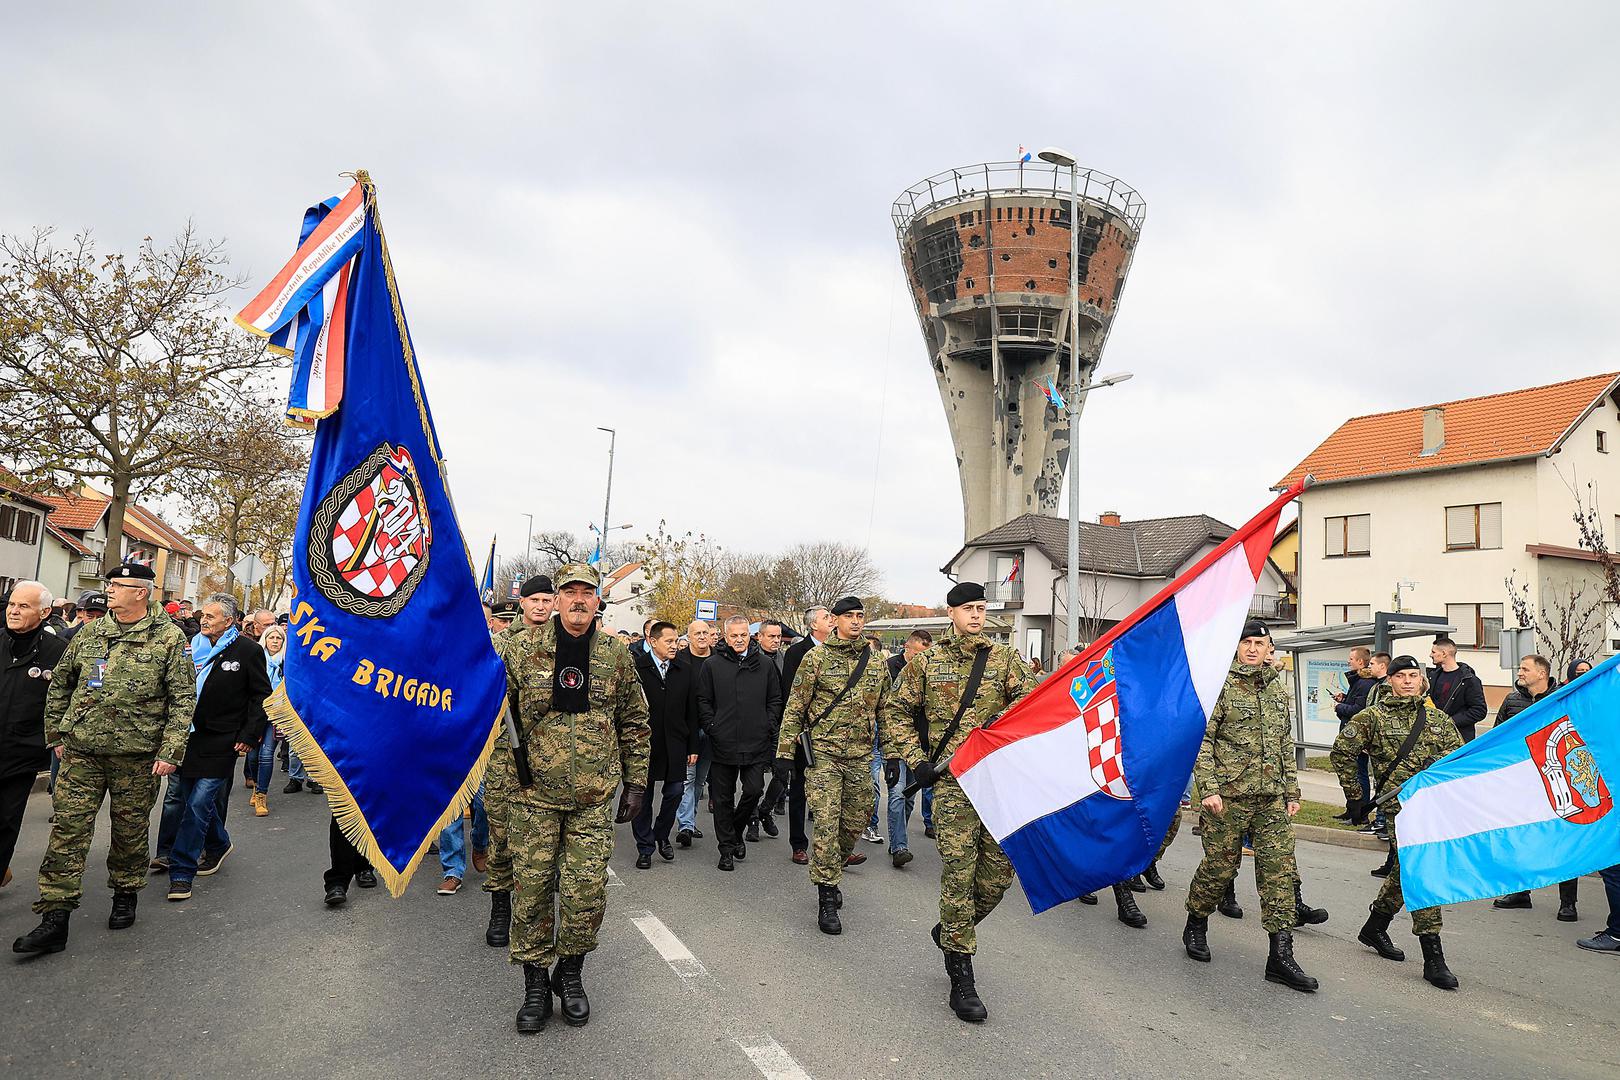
{"left": 1278, "top": 372, "right": 1620, "bottom": 696}
{"left": 33, "top": 484, "right": 214, "bottom": 604}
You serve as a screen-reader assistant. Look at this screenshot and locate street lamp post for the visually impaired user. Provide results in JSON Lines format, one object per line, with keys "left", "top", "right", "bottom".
{"left": 596, "top": 427, "right": 616, "bottom": 564}
{"left": 521, "top": 513, "right": 534, "bottom": 563}
{"left": 1038, "top": 147, "right": 1135, "bottom": 650}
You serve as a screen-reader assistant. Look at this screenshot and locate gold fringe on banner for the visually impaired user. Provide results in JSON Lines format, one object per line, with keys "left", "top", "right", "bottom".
{"left": 265, "top": 682, "right": 501, "bottom": 897}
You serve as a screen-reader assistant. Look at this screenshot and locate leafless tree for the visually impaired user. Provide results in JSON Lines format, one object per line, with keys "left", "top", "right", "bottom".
{"left": 1505, "top": 571, "right": 1606, "bottom": 681}
{"left": 786, "top": 541, "right": 880, "bottom": 608}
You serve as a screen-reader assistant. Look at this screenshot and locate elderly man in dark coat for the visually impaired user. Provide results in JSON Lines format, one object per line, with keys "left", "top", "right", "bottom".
{"left": 630, "top": 621, "right": 700, "bottom": 869}
{"left": 165, "top": 593, "right": 269, "bottom": 902}
{"left": 1, "top": 582, "right": 68, "bottom": 888}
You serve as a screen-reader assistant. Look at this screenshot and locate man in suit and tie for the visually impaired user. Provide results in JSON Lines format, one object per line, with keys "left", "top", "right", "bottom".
{"left": 631, "top": 622, "right": 700, "bottom": 868}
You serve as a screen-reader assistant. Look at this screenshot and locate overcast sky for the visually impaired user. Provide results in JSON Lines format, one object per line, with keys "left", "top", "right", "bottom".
{"left": 7, "top": 3, "right": 1620, "bottom": 602}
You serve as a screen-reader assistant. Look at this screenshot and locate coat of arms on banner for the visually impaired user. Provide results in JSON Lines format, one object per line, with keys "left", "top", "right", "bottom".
{"left": 308, "top": 442, "right": 433, "bottom": 617}
{"left": 1069, "top": 651, "right": 1131, "bottom": 800}
{"left": 1527, "top": 717, "right": 1612, "bottom": 825}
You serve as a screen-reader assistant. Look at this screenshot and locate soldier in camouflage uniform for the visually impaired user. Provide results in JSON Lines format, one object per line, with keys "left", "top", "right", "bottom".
{"left": 501, "top": 564, "right": 648, "bottom": 1033}
{"left": 13, "top": 563, "right": 193, "bottom": 956}
{"left": 1331, "top": 653, "right": 1464, "bottom": 990}
{"left": 776, "top": 595, "right": 889, "bottom": 937}
{"left": 1181, "top": 621, "right": 1318, "bottom": 992}
{"left": 482, "top": 575, "right": 555, "bottom": 950}
{"left": 881, "top": 581, "right": 1034, "bottom": 1023}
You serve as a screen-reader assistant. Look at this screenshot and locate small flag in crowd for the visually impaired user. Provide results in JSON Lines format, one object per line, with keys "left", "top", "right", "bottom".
{"left": 1396, "top": 658, "right": 1618, "bottom": 910}
{"left": 480, "top": 536, "right": 496, "bottom": 604}
{"left": 1019, "top": 144, "right": 1033, "bottom": 163}
{"left": 950, "top": 481, "right": 1303, "bottom": 912}
{"left": 1041, "top": 377, "right": 1067, "bottom": 411}
{"left": 234, "top": 172, "right": 507, "bottom": 895}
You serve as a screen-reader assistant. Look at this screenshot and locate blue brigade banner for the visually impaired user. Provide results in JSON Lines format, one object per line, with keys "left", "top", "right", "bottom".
{"left": 235, "top": 171, "right": 506, "bottom": 895}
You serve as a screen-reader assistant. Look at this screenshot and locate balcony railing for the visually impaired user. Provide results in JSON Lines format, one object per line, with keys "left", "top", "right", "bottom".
{"left": 1249, "top": 594, "right": 1297, "bottom": 622}
{"left": 986, "top": 579, "right": 1025, "bottom": 603}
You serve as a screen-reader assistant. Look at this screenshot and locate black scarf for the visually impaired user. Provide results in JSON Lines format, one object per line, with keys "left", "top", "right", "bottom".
{"left": 6, "top": 624, "right": 43, "bottom": 660}
{"left": 553, "top": 616, "right": 595, "bottom": 714}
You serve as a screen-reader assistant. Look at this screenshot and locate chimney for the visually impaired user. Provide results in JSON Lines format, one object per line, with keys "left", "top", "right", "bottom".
{"left": 1421, "top": 406, "right": 1445, "bottom": 456}
{"left": 1098, "top": 510, "right": 1122, "bottom": 526}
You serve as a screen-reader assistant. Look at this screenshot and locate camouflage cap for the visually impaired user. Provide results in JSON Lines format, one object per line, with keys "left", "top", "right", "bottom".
{"left": 555, "top": 562, "right": 600, "bottom": 590}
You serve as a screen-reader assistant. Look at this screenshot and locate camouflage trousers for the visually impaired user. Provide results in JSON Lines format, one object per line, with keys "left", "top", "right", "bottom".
{"left": 804, "top": 752, "right": 874, "bottom": 886}
{"left": 481, "top": 747, "right": 515, "bottom": 894}
{"left": 507, "top": 793, "right": 613, "bottom": 966}
{"left": 1185, "top": 794, "right": 1298, "bottom": 933}
{"left": 934, "top": 777, "right": 1013, "bottom": 955}
{"left": 36, "top": 750, "right": 160, "bottom": 913}
{"left": 1371, "top": 807, "right": 1441, "bottom": 935}
{"left": 1156, "top": 807, "right": 1182, "bottom": 862}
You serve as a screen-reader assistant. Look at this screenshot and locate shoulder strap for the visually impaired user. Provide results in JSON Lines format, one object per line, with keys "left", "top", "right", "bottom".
{"left": 806, "top": 647, "right": 872, "bottom": 732}
{"left": 924, "top": 644, "right": 991, "bottom": 765}
{"left": 1372, "top": 703, "right": 1428, "bottom": 801}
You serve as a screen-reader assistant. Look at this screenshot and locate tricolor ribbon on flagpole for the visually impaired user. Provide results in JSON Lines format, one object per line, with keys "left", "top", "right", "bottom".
{"left": 234, "top": 181, "right": 367, "bottom": 426}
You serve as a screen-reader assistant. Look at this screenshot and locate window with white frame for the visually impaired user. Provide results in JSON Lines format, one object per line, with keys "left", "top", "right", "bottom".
{"left": 1324, "top": 604, "right": 1372, "bottom": 624}
{"left": 1324, "top": 514, "right": 1371, "bottom": 557}
{"left": 1444, "top": 503, "right": 1502, "bottom": 551}
{"left": 1445, "top": 603, "right": 1504, "bottom": 649}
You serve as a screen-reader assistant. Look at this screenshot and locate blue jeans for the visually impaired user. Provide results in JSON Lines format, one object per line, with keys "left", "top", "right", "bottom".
{"left": 254, "top": 726, "right": 277, "bottom": 792}
{"left": 868, "top": 740, "right": 883, "bottom": 832}
{"left": 887, "top": 761, "right": 917, "bottom": 853}
{"left": 157, "top": 775, "right": 230, "bottom": 860}
{"left": 677, "top": 732, "right": 712, "bottom": 833}
{"left": 168, "top": 776, "right": 232, "bottom": 883}
{"left": 288, "top": 745, "right": 309, "bottom": 782}
{"left": 921, "top": 787, "right": 933, "bottom": 828}
{"left": 438, "top": 785, "right": 489, "bottom": 878}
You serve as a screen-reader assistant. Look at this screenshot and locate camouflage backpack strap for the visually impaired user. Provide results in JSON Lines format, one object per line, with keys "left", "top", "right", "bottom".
{"left": 798, "top": 647, "right": 871, "bottom": 767}
{"left": 1371, "top": 703, "right": 1429, "bottom": 806}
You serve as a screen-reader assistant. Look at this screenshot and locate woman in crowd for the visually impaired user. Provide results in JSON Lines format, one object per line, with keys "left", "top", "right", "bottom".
{"left": 250, "top": 625, "right": 288, "bottom": 816}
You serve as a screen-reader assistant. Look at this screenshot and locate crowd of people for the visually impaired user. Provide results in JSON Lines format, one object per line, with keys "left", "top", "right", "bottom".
{"left": 2, "top": 562, "right": 1617, "bottom": 1037}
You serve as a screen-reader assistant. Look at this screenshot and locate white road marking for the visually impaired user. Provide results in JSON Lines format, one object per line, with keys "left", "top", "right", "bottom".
{"left": 629, "top": 911, "right": 708, "bottom": 978}
{"left": 736, "top": 1035, "right": 813, "bottom": 1080}
{"left": 606, "top": 865, "right": 622, "bottom": 886}
{"left": 1480, "top": 1008, "right": 1541, "bottom": 1034}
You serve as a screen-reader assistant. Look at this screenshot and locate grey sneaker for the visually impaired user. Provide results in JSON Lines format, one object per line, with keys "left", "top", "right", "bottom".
{"left": 861, "top": 828, "right": 883, "bottom": 844}
{"left": 1576, "top": 929, "right": 1620, "bottom": 953}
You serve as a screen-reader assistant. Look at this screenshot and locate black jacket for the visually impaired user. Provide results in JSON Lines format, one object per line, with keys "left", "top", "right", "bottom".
{"left": 1494, "top": 681, "right": 1556, "bottom": 727}
{"left": 0, "top": 626, "right": 68, "bottom": 782}
{"left": 180, "top": 635, "right": 271, "bottom": 779}
{"left": 697, "top": 642, "right": 783, "bottom": 766}
{"left": 1334, "top": 670, "right": 1373, "bottom": 723}
{"left": 1427, "top": 662, "right": 1488, "bottom": 728}
{"left": 781, "top": 636, "right": 818, "bottom": 698}
{"left": 634, "top": 649, "right": 701, "bottom": 785}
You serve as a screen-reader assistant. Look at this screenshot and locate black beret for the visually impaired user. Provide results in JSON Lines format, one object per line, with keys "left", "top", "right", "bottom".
{"left": 1387, "top": 654, "right": 1421, "bottom": 675}
{"left": 520, "top": 575, "right": 554, "bottom": 597}
{"left": 1240, "top": 619, "right": 1270, "bottom": 640}
{"left": 946, "top": 582, "right": 986, "bottom": 607}
{"left": 830, "top": 596, "right": 864, "bottom": 616}
{"left": 105, "top": 561, "right": 156, "bottom": 584}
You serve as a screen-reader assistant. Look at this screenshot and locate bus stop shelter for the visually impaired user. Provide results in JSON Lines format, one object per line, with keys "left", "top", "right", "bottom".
{"left": 1271, "top": 612, "right": 1455, "bottom": 768}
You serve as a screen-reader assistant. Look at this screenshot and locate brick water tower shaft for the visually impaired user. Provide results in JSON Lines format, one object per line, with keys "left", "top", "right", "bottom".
{"left": 893, "top": 160, "right": 1145, "bottom": 540}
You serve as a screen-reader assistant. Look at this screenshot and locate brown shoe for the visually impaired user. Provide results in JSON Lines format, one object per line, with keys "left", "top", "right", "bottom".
{"left": 471, "top": 848, "right": 489, "bottom": 874}
{"left": 252, "top": 792, "right": 268, "bottom": 817}
{"left": 845, "top": 852, "right": 867, "bottom": 866}
{"left": 791, "top": 850, "right": 809, "bottom": 865}
{"left": 437, "top": 876, "right": 463, "bottom": 895}
{"left": 1, "top": 867, "right": 11, "bottom": 888}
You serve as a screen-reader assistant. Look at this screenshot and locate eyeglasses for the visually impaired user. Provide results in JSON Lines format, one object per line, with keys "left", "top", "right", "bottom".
{"left": 104, "top": 582, "right": 147, "bottom": 592}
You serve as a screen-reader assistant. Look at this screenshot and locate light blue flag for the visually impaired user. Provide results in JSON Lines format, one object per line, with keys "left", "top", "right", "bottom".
{"left": 1396, "top": 653, "right": 1620, "bottom": 910}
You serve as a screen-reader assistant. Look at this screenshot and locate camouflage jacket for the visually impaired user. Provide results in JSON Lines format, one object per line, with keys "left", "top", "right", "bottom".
{"left": 1194, "top": 661, "right": 1299, "bottom": 802}
{"left": 1331, "top": 693, "right": 1462, "bottom": 807}
{"left": 880, "top": 633, "right": 1035, "bottom": 769}
{"left": 503, "top": 618, "right": 650, "bottom": 810}
{"left": 777, "top": 635, "right": 890, "bottom": 761}
{"left": 45, "top": 610, "right": 194, "bottom": 764}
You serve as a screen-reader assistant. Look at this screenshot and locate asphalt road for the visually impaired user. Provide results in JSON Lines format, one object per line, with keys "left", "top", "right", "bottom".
{"left": 2, "top": 783, "right": 1616, "bottom": 1080}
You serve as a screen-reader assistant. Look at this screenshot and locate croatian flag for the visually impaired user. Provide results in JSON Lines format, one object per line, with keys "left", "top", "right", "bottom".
{"left": 952, "top": 482, "right": 1302, "bottom": 913}
{"left": 1002, "top": 555, "right": 1021, "bottom": 585}
{"left": 1018, "top": 144, "right": 1033, "bottom": 163}
{"left": 1395, "top": 657, "right": 1619, "bottom": 911}
{"left": 1041, "top": 377, "right": 1067, "bottom": 411}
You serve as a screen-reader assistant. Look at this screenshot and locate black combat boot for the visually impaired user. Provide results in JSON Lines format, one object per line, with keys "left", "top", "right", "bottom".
{"left": 1370, "top": 850, "right": 1396, "bottom": 878}
{"left": 552, "top": 954, "right": 590, "bottom": 1025}
{"left": 515, "top": 962, "right": 552, "bottom": 1033}
{"left": 1557, "top": 880, "right": 1578, "bottom": 922}
{"left": 1125, "top": 874, "right": 1148, "bottom": 893}
{"left": 1079, "top": 892, "right": 1099, "bottom": 905}
{"left": 1419, "top": 934, "right": 1458, "bottom": 990}
{"left": 1357, "top": 906, "right": 1405, "bottom": 961}
{"left": 1217, "top": 881, "right": 1243, "bottom": 919}
{"left": 1293, "top": 882, "right": 1328, "bottom": 926}
{"left": 1183, "top": 914, "right": 1211, "bottom": 962}
{"left": 486, "top": 890, "right": 511, "bottom": 948}
{"left": 108, "top": 890, "right": 138, "bottom": 930}
{"left": 1264, "top": 930, "right": 1318, "bottom": 992}
{"left": 745, "top": 820, "right": 760, "bottom": 844}
{"left": 1492, "top": 890, "right": 1531, "bottom": 909}
{"left": 12, "top": 910, "right": 69, "bottom": 955}
{"left": 817, "top": 884, "right": 842, "bottom": 935}
{"left": 944, "top": 951, "right": 988, "bottom": 1022}
{"left": 1112, "top": 884, "right": 1148, "bottom": 928}
{"left": 1142, "top": 862, "right": 1166, "bottom": 890}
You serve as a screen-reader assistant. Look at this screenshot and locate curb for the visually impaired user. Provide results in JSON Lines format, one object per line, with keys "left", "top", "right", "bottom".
{"left": 1174, "top": 809, "right": 1386, "bottom": 852}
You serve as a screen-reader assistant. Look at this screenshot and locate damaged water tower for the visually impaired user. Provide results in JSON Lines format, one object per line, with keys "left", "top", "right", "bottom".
{"left": 893, "top": 159, "right": 1144, "bottom": 539}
